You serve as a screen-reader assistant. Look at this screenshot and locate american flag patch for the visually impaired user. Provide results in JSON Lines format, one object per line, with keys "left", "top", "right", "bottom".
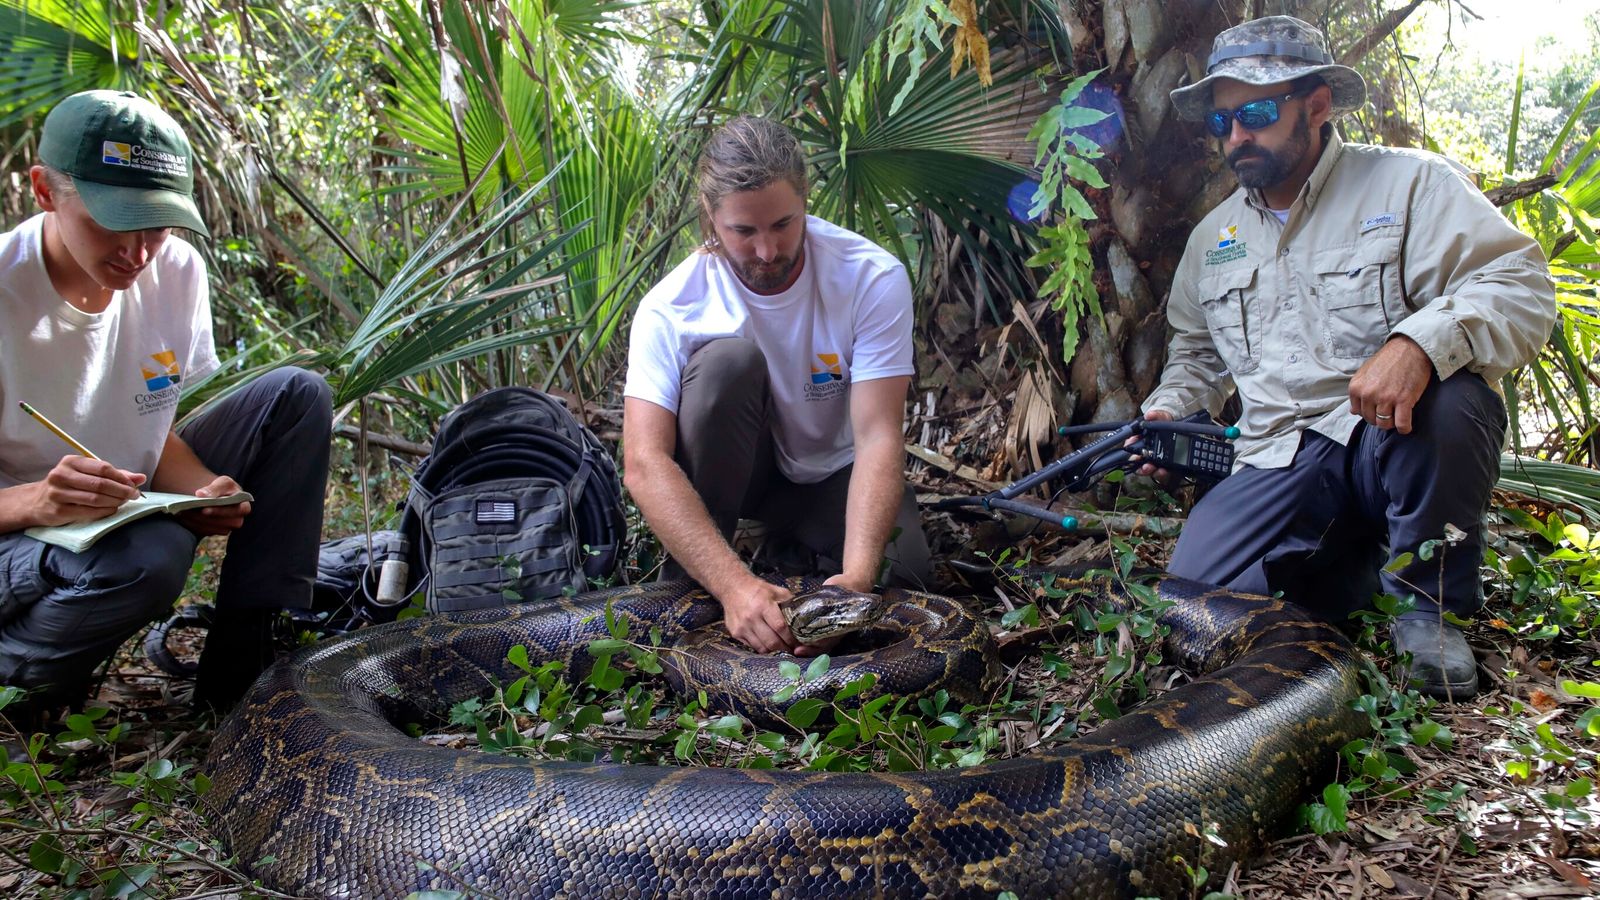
{"left": 476, "top": 500, "right": 516, "bottom": 524}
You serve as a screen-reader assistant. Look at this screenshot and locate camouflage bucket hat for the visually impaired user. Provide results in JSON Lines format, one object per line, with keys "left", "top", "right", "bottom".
{"left": 1170, "top": 15, "right": 1367, "bottom": 121}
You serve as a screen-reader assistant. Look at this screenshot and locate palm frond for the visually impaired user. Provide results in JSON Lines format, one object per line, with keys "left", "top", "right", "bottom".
{"left": 328, "top": 163, "right": 591, "bottom": 405}
{"left": 1500, "top": 455, "right": 1600, "bottom": 523}
{"left": 0, "top": 0, "right": 139, "bottom": 130}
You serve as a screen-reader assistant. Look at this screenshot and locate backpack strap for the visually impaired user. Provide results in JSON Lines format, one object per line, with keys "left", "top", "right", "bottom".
{"left": 566, "top": 447, "right": 594, "bottom": 508}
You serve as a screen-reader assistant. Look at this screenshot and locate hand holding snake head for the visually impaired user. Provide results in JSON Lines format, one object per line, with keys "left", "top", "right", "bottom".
{"left": 721, "top": 578, "right": 797, "bottom": 654}
{"left": 780, "top": 585, "right": 890, "bottom": 645}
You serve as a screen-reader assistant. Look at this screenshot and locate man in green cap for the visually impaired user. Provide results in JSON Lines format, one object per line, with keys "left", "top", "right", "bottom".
{"left": 0, "top": 91, "right": 333, "bottom": 718}
{"left": 1139, "top": 17, "right": 1556, "bottom": 699}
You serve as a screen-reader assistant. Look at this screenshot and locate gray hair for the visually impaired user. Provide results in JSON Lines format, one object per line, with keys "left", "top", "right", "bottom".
{"left": 697, "top": 115, "right": 807, "bottom": 248}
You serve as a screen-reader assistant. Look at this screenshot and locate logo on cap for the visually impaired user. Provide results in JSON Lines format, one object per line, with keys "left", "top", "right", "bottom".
{"left": 102, "top": 141, "right": 132, "bottom": 166}
{"left": 99, "top": 140, "right": 187, "bottom": 177}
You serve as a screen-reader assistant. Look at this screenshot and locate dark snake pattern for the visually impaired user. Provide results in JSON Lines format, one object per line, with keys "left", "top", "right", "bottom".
{"left": 203, "top": 576, "right": 1365, "bottom": 898}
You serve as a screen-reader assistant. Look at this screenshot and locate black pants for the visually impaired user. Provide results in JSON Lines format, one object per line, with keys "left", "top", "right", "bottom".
{"left": 0, "top": 367, "right": 332, "bottom": 704}
{"left": 1167, "top": 372, "right": 1505, "bottom": 620}
{"left": 666, "top": 338, "right": 933, "bottom": 588}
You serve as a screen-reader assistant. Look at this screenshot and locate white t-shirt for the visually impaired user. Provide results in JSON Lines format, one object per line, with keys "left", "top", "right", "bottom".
{"left": 623, "top": 215, "right": 914, "bottom": 483}
{"left": 0, "top": 213, "right": 219, "bottom": 488}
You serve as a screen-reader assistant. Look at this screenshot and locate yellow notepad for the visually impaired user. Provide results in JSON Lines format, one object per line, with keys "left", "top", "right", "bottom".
{"left": 25, "top": 491, "right": 253, "bottom": 553}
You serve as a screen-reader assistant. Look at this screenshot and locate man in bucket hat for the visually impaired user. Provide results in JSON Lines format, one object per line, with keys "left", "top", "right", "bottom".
{"left": 1139, "top": 17, "right": 1555, "bottom": 699}
{"left": 0, "top": 91, "right": 333, "bottom": 721}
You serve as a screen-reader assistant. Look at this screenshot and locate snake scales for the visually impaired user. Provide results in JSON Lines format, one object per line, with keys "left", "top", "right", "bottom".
{"left": 203, "top": 577, "right": 1364, "bottom": 898}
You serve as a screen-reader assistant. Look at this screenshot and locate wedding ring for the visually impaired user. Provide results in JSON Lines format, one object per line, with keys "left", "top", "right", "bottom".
{"left": 1376, "top": 413, "right": 1393, "bottom": 420}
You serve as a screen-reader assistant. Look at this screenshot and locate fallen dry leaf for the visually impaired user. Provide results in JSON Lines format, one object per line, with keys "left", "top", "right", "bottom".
{"left": 1529, "top": 688, "right": 1561, "bottom": 713}
{"left": 1540, "top": 855, "right": 1593, "bottom": 888}
{"left": 1363, "top": 862, "right": 1396, "bottom": 889}
{"left": 1389, "top": 870, "right": 1431, "bottom": 896}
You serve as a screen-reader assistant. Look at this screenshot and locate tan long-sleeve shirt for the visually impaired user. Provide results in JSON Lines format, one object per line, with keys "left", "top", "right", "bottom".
{"left": 1143, "top": 129, "right": 1557, "bottom": 469}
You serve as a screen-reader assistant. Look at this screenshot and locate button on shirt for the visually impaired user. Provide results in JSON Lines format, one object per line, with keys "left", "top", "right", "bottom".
{"left": 1143, "top": 130, "right": 1557, "bottom": 470}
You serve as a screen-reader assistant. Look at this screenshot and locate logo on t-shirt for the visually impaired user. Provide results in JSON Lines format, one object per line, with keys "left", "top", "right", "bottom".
{"left": 810, "top": 353, "right": 843, "bottom": 384}
{"left": 141, "top": 351, "right": 183, "bottom": 391}
{"left": 133, "top": 350, "right": 184, "bottom": 417}
{"left": 804, "top": 352, "right": 847, "bottom": 401}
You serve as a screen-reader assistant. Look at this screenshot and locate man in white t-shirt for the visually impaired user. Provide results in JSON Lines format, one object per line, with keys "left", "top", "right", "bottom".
{"left": 0, "top": 91, "right": 332, "bottom": 719}
{"left": 623, "top": 116, "right": 932, "bottom": 654}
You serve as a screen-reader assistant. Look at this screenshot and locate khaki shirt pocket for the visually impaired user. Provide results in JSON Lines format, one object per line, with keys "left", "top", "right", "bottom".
{"left": 1197, "top": 264, "right": 1260, "bottom": 375}
{"left": 1312, "top": 233, "right": 1404, "bottom": 359}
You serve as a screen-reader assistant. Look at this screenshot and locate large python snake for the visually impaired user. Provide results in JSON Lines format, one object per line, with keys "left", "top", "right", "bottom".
{"left": 203, "top": 577, "right": 1365, "bottom": 898}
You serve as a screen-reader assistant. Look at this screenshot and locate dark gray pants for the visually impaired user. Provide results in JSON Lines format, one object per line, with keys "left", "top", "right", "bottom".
{"left": 1168, "top": 372, "right": 1504, "bottom": 621}
{"left": 668, "top": 338, "right": 934, "bottom": 588}
{"left": 0, "top": 367, "right": 332, "bottom": 704}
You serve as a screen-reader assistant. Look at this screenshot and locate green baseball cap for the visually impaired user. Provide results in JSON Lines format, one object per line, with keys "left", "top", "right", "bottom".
{"left": 37, "top": 90, "right": 209, "bottom": 237}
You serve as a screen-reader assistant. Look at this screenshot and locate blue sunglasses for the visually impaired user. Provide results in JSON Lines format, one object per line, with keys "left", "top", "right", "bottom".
{"left": 1204, "top": 88, "right": 1309, "bottom": 138}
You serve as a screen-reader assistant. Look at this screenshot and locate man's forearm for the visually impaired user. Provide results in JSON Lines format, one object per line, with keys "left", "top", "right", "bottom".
{"left": 0, "top": 482, "right": 41, "bottom": 532}
{"left": 836, "top": 436, "right": 903, "bottom": 588}
{"left": 1143, "top": 345, "right": 1232, "bottom": 420}
{"left": 628, "top": 453, "right": 755, "bottom": 598}
{"left": 150, "top": 431, "right": 218, "bottom": 495}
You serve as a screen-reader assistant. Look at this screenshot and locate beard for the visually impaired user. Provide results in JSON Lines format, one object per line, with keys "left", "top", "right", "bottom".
{"left": 1227, "top": 109, "right": 1312, "bottom": 190}
{"left": 723, "top": 218, "right": 806, "bottom": 292}
{"left": 736, "top": 253, "right": 802, "bottom": 292}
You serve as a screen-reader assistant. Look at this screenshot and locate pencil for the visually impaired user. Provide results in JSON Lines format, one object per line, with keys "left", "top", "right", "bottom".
{"left": 17, "top": 401, "right": 100, "bottom": 460}
{"left": 16, "top": 401, "right": 145, "bottom": 498}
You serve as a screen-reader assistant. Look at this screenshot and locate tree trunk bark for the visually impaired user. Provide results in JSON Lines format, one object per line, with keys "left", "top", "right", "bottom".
{"left": 1059, "top": 0, "right": 1249, "bottom": 424}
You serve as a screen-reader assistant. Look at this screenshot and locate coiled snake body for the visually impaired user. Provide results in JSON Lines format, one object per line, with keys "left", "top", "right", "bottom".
{"left": 204, "top": 578, "right": 1364, "bottom": 898}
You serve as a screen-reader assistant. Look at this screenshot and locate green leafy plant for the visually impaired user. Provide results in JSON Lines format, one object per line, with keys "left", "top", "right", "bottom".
{"left": 0, "top": 688, "right": 250, "bottom": 895}
{"left": 1490, "top": 509, "right": 1600, "bottom": 640}
{"left": 1498, "top": 71, "right": 1600, "bottom": 463}
{"left": 1026, "top": 67, "right": 1110, "bottom": 362}
{"left": 0, "top": 0, "right": 144, "bottom": 130}
{"left": 1298, "top": 661, "right": 1456, "bottom": 839}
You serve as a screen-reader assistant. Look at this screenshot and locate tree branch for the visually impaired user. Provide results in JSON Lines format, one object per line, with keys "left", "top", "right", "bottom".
{"left": 333, "top": 424, "right": 433, "bottom": 458}
{"left": 1338, "top": 0, "right": 1429, "bottom": 68}
{"left": 1484, "top": 174, "right": 1559, "bottom": 207}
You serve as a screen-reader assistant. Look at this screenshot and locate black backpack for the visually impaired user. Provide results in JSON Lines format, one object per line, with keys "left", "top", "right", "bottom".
{"left": 393, "top": 387, "right": 626, "bottom": 612}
